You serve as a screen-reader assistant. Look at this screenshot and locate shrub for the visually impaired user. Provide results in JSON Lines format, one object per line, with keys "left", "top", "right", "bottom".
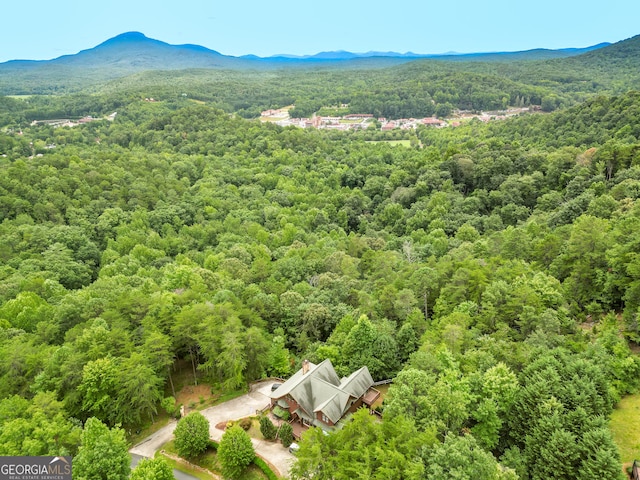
{"left": 273, "top": 406, "right": 290, "bottom": 420}
{"left": 161, "top": 397, "right": 177, "bottom": 417}
{"left": 279, "top": 422, "right": 294, "bottom": 447}
{"left": 260, "top": 416, "right": 277, "bottom": 440}
{"left": 239, "top": 417, "right": 252, "bottom": 431}
{"left": 254, "top": 457, "right": 278, "bottom": 480}
{"left": 174, "top": 412, "right": 210, "bottom": 459}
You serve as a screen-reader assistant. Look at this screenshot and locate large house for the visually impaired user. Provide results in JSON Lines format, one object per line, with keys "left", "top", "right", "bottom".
{"left": 270, "top": 359, "right": 379, "bottom": 431}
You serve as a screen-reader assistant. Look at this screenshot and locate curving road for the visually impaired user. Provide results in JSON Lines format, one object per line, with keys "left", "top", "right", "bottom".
{"left": 130, "top": 381, "right": 294, "bottom": 478}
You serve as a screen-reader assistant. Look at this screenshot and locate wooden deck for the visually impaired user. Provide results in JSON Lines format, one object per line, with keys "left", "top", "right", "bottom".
{"left": 290, "top": 421, "right": 308, "bottom": 440}
{"left": 362, "top": 388, "right": 381, "bottom": 406}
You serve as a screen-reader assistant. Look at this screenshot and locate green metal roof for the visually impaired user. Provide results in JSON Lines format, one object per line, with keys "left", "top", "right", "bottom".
{"left": 270, "top": 359, "right": 374, "bottom": 424}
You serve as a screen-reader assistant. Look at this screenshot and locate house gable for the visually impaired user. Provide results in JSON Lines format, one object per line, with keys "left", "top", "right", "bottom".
{"left": 314, "top": 389, "right": 351, "bottom": 424}
{"left": 339, "top": 367, "right": 375, "bottom": 399}
{"left": 289, "top": 376, "right": 343, "bottom": 419}
{"left": 270, "top": 359, "right": 339, "bottom": 400}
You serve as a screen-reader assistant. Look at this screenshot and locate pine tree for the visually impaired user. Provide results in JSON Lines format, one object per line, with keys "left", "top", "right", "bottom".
{"left": 259, "top": 415, "right": 277, "bottom": 440}
{"left": 279, "top": 422, "right": 294, "bottom": 447}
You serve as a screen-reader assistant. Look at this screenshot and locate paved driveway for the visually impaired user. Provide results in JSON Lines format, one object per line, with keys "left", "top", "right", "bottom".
{"left": 130, "top": 381, "right": 295, "bottom": 478}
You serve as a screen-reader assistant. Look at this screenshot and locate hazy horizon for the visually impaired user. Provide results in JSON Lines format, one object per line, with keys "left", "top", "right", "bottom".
{"left": 0, "top": 30, "right": 618, "bottom": 65}
{"left": 1, "top": 0, "right": 639, "bottom": 63}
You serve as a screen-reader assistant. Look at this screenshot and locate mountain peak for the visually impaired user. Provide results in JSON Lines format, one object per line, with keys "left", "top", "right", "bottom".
{"left": 96, "top": 32, "right": 151, "bottom": 48}
{"left": 110, "top": 31, "right": 148, "bottom": 42}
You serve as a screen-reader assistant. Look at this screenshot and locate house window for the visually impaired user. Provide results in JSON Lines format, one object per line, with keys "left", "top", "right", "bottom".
{"left": 321, "top": 414, "right": 329, "bottom": 424}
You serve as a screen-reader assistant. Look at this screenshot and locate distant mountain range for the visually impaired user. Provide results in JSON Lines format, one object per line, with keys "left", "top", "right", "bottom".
{"left": 0, "top": 31, "right": 633, "bottom": 95}
{"left": 263, "top": 44, "right": 610, "bottom": 62}
{"left": 1, "top": 31, "right": 612, "bottom": 68}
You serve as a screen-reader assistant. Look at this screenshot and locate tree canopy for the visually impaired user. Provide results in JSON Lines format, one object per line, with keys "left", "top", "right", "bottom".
{"left": 1, "top": 51, "right": 640, "bottom": 478}
{"left": 174, "top": 412, "right": 210, "bottom": 459}
{"left": 218, "top": 424, "right": 255, "bottom": 480}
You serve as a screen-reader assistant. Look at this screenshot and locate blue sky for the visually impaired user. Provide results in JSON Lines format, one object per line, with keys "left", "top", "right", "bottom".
{"left": 2, "top": 0, "right": 639, "bottom": 62}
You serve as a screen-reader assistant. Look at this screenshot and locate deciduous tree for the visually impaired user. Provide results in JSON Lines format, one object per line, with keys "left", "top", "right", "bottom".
{"left": 130, "top": 457, "right": 175, "bottom": 480}
{"left": 174, "top": 412, "right": 210, "bottom": 459}
{"left": 73, "top": 417, "right": 130, "bottom": 480}
{"left": 218, "top": 424, "right": 255, "bottom": 479}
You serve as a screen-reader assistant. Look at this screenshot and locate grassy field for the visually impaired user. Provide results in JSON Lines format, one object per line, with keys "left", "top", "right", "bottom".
{"left": 259, "top": 116, "right": 288, "bottom": 122}
{"left": 610, "top": 392, "right": 640, "bottom": 468}
{"left": 246, "top": 417, "right": 263, "bottom": 439}
{"left": 366, "top": 140, "right": 412, "bottom": 147}
{"left": 157, "top": 449, "right": 214, "bottom": 480}
{"left": 370, "top": 384, "right": 390, "bottom": 410}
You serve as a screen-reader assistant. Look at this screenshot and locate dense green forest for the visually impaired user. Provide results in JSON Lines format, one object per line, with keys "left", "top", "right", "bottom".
{"left": 2, "top": 36, "right": 640, "bottom": 479}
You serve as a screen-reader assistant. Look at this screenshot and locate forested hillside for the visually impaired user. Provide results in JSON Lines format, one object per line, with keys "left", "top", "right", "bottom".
{"left": 2, "top": 35, "right": 639, "bottom": 120}
{"left": 86, "top": 34, "right": 640, "bottom": 118}
{"left": 0, "top": 31, "right": 608, "bottom": 97}
{"left": 2, "top": 69, "right": 640, "bottom": 478}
